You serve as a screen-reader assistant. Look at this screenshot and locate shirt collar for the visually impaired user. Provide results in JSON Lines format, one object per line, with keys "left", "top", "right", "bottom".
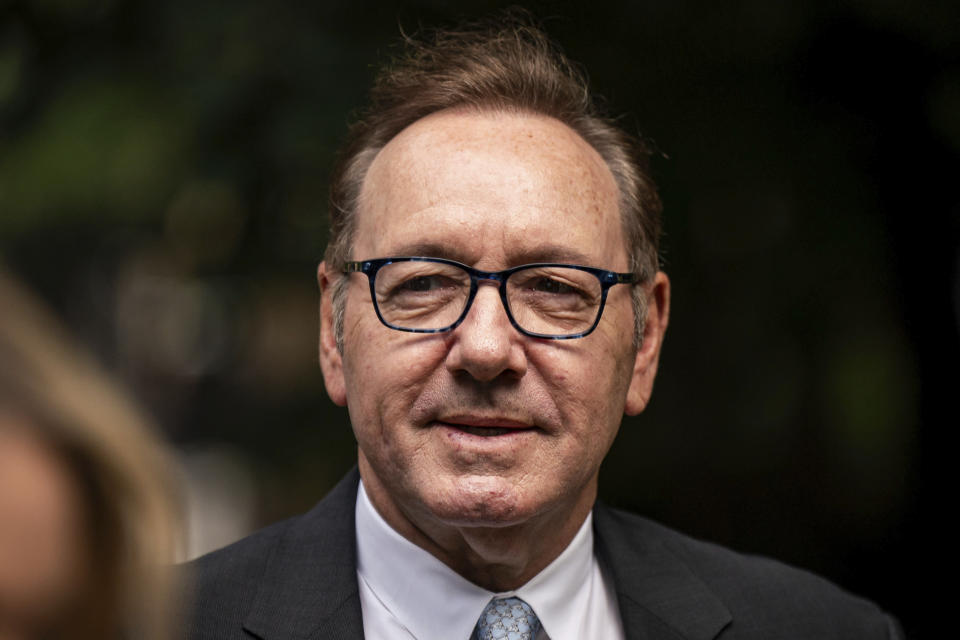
{"left": 355, "top": 480, "right": 596, "bottom": 640}
{"left": 512, "top": 510, "right": 595, "bottom": 640}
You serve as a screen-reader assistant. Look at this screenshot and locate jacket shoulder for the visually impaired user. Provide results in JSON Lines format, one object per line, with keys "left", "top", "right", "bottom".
{"left": 177, "top": 468, "right": 362, "bottom": 639}
{"left": 177, "top": 517, "right": 297, "bottom": 638}
{"left": 595, "top": 505, "right": 902, "bottom": 639}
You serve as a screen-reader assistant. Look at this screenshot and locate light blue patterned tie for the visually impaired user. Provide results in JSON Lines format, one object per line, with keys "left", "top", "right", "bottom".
{"left": 473, "top": 597, "right": 542, "bottom": 640}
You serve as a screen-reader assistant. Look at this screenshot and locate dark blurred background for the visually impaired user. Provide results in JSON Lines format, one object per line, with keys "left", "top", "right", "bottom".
{"left": 1, "top": 1, "right": 956, "bottom": 636}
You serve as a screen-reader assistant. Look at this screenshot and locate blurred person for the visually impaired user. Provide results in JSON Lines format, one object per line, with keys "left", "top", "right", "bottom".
{"left": 183, "top": 12, "right": 902, "bottom": 640}
{"left": 0, "top": 266, "right": 180, "bottom": 640}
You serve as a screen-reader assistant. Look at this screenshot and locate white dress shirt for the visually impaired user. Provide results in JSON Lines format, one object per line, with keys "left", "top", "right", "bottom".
{"left": 355, "top": 481, "right": 625, "bottom": 640}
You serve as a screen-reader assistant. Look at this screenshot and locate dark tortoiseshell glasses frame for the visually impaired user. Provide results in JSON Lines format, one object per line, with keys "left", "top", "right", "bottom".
{"left": 343, "top": 256, "right": 637, "bottom": 340}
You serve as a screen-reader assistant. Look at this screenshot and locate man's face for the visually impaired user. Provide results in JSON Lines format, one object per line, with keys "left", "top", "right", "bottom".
{"left": 321, "top": 109, "right": 662, "bottom": 532}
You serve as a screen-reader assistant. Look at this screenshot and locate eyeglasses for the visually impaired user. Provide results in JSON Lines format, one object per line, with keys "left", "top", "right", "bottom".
{"left": 343, "top": 256, "right": 637, "bottom": 340}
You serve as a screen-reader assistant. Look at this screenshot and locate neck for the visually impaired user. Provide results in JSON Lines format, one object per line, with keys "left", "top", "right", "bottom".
{"left": 358, "top": 457, "right": 596, "bottom": 591}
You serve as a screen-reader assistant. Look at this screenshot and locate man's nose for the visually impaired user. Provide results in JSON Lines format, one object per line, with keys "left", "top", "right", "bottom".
{"left": 445, "top": 282, "right": 527, "bottom": 382}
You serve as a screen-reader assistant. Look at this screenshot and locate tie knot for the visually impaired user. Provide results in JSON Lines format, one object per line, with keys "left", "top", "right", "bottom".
{"left": 474, "top": 597, "right": 541, "bottom": 640}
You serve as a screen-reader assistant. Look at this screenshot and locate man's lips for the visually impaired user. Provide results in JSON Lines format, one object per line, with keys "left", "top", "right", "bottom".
{"left": 434, "top": 415, "right": 537, "bottom": 437}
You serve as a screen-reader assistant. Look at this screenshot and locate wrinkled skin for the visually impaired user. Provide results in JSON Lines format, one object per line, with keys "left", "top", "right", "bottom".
{"left": 318, "top": 108, "right": 670, "bottom": 589}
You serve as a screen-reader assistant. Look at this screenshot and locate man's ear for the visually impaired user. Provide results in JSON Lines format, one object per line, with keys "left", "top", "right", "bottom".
{"left": 317, "top": 262, "right": 347, "bottom": 407}
{"left": 625, "top": 271, "right": 670, "bottom": 416}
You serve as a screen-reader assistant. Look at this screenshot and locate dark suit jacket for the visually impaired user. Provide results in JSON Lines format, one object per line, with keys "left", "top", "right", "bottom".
{"left": 182, "top": 469, "right": 901, "bottom": 639}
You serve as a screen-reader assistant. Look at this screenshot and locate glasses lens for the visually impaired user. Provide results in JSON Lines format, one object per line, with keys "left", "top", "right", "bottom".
{"left": 374, "top": 261, "right": 471, "bottom": 330}
{"left": 506, "top": 266, "right": 602, "bottom": 336}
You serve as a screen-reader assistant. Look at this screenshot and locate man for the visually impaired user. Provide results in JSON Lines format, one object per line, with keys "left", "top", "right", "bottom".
{"left": 184, "top": 15, "right": 901, "bottom": 640}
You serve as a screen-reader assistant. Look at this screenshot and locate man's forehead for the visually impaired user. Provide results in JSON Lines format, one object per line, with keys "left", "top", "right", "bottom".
{"left": 362, "top": 108, "right": 613, "bottom": 193}
{"left": 353, "top": 109, "right": 626, "bottom": 268}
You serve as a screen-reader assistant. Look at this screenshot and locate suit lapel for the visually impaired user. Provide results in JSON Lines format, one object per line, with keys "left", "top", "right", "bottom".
{"left": 243, "top": 469, "right": 365, "bottom": 640}
{"left": 237, "top": 473, "right": 731, "bottom": 640}
{"left": 593, "top": 504, "right": 732, "bottom": 640}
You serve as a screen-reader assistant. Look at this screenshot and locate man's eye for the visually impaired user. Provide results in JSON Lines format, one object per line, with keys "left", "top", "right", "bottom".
{"left": 398, "top": 275, "right": 452, "bottom": 292}
{"left": 531, "top": 277, "right": 580, "bottom": 296}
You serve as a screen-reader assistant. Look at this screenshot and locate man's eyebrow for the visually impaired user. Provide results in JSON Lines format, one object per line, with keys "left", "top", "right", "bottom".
{"left": 372, "top": 243, "right": 604, "bottom": 268}
{"left": 508, "top": 245, "right": 597, "bottom": 266}
{"left": 380, "top": 242, "right": 471, "bottom": 262}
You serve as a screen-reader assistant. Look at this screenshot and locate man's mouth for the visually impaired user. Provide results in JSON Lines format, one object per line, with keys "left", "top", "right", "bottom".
{"left": 452, "top": 425, "right": 520, "bottom": 437}
{"left": 435, "top": 416, "right": 536, "bottom": 437}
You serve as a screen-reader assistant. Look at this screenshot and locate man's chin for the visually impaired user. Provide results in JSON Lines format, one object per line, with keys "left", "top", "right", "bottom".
{"left": 419, "top": 474, "right": 547, "bottom": 528}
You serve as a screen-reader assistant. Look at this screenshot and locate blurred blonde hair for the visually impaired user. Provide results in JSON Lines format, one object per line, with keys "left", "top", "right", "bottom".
{"left": 0, "top": 265, "right": 181, "bottom": 640}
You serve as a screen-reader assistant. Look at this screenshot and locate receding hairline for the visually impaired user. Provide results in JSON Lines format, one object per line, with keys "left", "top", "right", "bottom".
{"left": 354, "top": 105, "right": 622, "bottom": 245}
